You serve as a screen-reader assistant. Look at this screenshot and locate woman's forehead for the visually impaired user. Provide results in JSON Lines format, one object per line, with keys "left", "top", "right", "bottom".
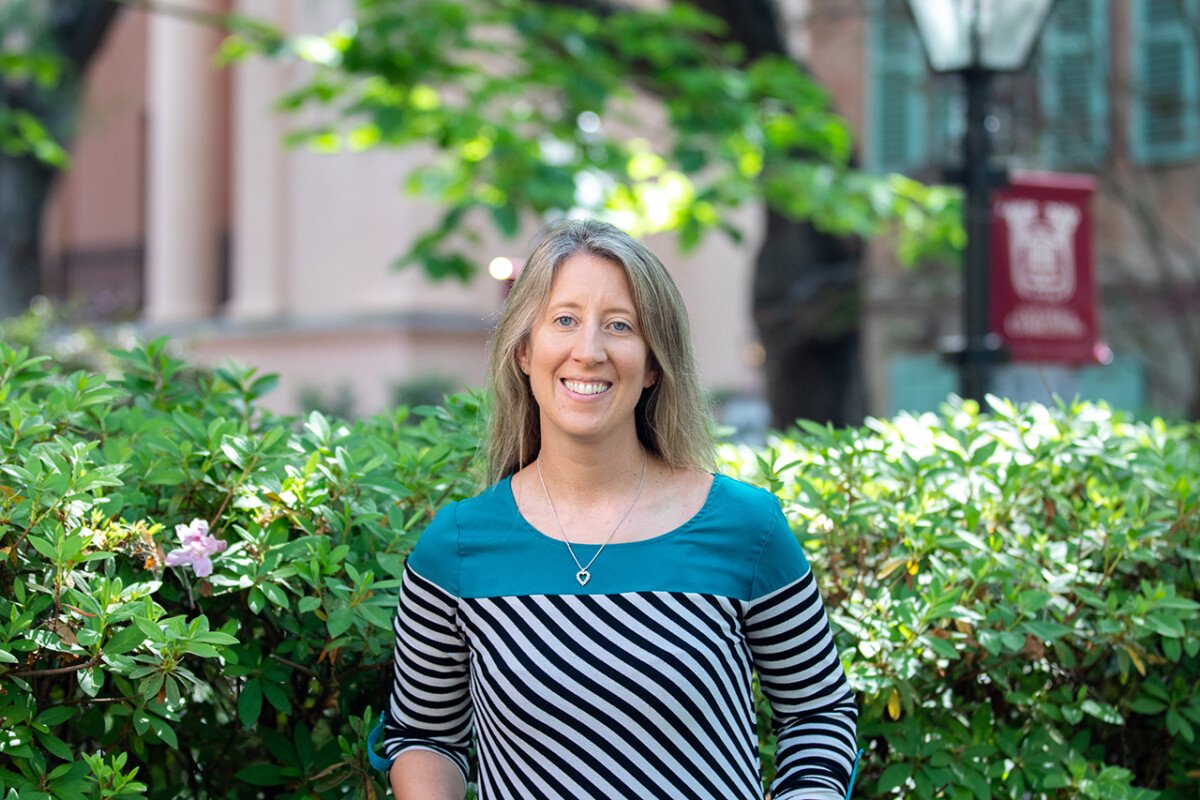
{"left": 545, "top": 253, "right": 634, "bottom": 302}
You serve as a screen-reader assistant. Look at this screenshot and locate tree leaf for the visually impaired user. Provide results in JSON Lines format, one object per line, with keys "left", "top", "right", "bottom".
{"left": 877, "top": 762, "right": 912, "bottom": 794}
{"left": 239, "top": 679, "right": 263, "bottom": 729}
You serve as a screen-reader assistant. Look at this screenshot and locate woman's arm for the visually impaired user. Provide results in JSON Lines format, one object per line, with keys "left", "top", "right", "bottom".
{"left": 389, "top": 750, "right": 467, "bottom": 800}
{"left": 746, "top": 498, "right": 859, "bottom": 800}
{"left": 747, "top": 568, "right": 859, "bottom": 800}
{"left": 376, "top": 562, "right": 474, "bottom": 786}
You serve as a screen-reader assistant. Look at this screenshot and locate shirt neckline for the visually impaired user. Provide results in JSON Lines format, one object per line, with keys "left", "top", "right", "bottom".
{"left": 503, "top": 471, "right": 722, "bottom": 549}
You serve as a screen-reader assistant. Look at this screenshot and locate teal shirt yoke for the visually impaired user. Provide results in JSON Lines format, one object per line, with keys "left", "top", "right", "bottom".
{"left": 405, "top": 473, "right": 811, "bottom": 601}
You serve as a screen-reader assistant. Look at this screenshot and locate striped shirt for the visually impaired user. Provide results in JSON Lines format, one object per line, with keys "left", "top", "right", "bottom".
{"left": 380, "top": 474, "right": 858, "bottom": 800}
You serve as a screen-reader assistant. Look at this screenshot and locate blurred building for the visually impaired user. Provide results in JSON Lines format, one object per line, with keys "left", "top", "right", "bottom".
{"left": 40, "top": 2, "right": 764, "bottom": 419}
{"left": 39, "top": 0, "right": 1200, "bottom": 420}
{"left": 801, "top": 0, "right": 1200, "bottom": 416}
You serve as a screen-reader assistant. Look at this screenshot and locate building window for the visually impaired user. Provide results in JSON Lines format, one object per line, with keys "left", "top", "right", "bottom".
{"left": 1131, "top": 0, "right": 1200, "bottom": 164}
{"left": 865, "top": 0, "right": 1110, "bottom": 174}
{"left": 867, "top": 0, "right": 932, "bottom": 173}
{"left": 1038, "top": 0, "right": 1109, "bottom": 167}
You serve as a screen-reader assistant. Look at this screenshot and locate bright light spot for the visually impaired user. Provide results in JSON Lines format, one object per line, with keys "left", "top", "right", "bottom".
{"left": 292, "top": 35, "right": 341, "bottom": 66}
{"left": 574, "top": 170, "right": 607, "bottom": 208}
{"left": 489, "top": 257, "right": 514, "bottom": 281}
{"left": 577, "top": 111, "right": 602, "bottom": 134}
{"left": 627, "top": 150, "right": 666, "bottom": 181}
{"left": 539, "top": 136, "right": 576, "bottom": 166}
{"left": 409, "top": 84, "right": 440, "bottom": 111}
{"left": 743, "top": 342, "right": 766, "bottom": 367}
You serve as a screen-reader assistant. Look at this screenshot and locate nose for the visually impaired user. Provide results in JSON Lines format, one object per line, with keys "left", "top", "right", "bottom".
{"left": 571, "top": 322, "right": 607, "bottom": 365}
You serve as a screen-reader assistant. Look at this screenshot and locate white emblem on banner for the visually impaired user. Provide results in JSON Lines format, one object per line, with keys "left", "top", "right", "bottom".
{"left": 998, "top": 199, "right": 1079, "bottom": 303}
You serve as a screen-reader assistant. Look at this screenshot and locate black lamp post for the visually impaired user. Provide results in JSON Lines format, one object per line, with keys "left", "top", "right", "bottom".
{"left": 906, "top": 0, "right": 1057, "bottom": 403}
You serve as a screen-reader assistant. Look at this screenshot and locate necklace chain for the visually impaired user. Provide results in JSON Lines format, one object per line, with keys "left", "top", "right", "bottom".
{"left": 535, "top": 451, "right": 647, "bottom": 586}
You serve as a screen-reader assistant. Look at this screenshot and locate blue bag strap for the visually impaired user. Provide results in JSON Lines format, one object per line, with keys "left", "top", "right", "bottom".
{"left": 845, "top": 748, "right": 865, "bottom": 799}
{"left": 366, "top": 717, "right": 395, "bottom": 772}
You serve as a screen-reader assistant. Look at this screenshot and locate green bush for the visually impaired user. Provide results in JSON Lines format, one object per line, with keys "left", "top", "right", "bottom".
{"left": 0, "top": 339, "right": 482, "bottom": 799}
{"left": 1, "top": 337, "right": 1197, "bottom": 799}
{"left": 727, "top": 399, "right": 1200, "bottom": 799}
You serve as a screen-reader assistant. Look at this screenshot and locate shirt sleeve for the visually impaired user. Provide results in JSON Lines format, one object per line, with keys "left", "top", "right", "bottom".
{"left": 747, "top": 502, "right": 858, "bottom": 800}
{"left": 377, "top": 506, "right": 473, "bottom": 780}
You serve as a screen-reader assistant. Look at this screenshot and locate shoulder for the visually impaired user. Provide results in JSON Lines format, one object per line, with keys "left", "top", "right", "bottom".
{"left": 708, "top": 474, "right": 790, "bottom": 540}
{"left": 451, "top": 479, "right": 513, "bottom": 529}
{"left": 406, "top": 500, "right": 462, "bottom": 593}
{"left": 711, "top": 475, "right": 812, "bottom": 600}
{"left": 406, "top": 480, "right": 515, "bottom": 594}
{"left": 712, "top": 473, "right": 782, "bottom": 516}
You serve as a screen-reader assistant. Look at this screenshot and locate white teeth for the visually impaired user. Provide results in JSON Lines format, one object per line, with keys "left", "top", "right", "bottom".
{"left": 563, "top": 380, "right": 610, "bottom": 395}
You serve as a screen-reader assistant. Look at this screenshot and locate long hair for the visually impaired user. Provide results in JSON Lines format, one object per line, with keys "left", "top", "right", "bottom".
{"left": 485, "top": 219, "right": 715, "bottom": 485}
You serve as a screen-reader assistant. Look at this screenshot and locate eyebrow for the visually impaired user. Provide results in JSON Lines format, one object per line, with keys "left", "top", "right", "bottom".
{"left": 547, "top": 300, "right": 638, "bottom": 317}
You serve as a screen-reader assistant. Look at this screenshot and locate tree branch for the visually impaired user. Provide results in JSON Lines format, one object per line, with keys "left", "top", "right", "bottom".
{"left": 270, "top": 653, "right": 318, "bottom": 680}
{"left": 4, "top": 655, "right": 101, "bottom": 679}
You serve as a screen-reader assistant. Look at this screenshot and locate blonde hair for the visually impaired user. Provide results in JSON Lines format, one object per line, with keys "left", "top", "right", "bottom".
{"left": 485, "top": 219, "right": 715, "bottom": 485}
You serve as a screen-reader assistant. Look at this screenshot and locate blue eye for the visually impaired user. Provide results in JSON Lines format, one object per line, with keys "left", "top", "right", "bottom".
{"left": 610, "top": 320, "right": 632, "bottom": 333}
{"left": 552, "top": 315, "right": 575, "bottom": 328}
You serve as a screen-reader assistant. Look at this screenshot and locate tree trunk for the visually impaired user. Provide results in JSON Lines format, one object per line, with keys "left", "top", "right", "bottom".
{"left": 691, "top": 0, "right": 868, "bottom": 426}
{"left": 0, "top": 0, "right": 121, "bottom": 318}
{"left": 0, "top": 153, "right": 55, "bottom": 317}
{"left": 753, "top": 208, "right": 865, "bottom": 428}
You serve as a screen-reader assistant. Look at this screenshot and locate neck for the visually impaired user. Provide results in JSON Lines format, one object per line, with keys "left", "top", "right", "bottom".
{"left": 535, "top": 434, "right": 647, "bottom": 504}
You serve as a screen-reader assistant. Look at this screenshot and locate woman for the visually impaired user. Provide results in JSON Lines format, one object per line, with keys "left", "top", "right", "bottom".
{"left": 373, "top": 219, "right": 859, "bottom": 799}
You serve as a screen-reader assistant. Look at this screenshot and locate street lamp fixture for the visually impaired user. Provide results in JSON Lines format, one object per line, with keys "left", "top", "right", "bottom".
{"left": 906, "top": 0, "right": 1057, "bottom": 403}
{"left": 907, "top": 0, "right": 1056, "bottom": 73}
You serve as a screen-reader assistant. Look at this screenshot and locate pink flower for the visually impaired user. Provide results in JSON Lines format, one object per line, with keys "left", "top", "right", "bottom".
{"left": 164, "top": 519, "right": 227, "bottom": 577}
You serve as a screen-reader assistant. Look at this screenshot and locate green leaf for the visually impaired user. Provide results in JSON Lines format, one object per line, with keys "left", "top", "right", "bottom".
{"left": 489, "top": 204, "right": 519, "bottom": 237}
{"left": 877, "top": 762, "right": 912, "bottom": 794}
{"left": 297, "top": 596, "right": 321, "bottom": 614}
{"left": 327, "top": 608, "right": 354, "bottom": 638}
{"left": 147, "top": 714, "right": 179, "bottom": 749}
{"left": 239, "top": 680, "right": 263, "bottom": 729}
{"left": 28, "top": 536, "right": 58, "bottom": 561}
{"left": 1080, "top": 699, "right": 1123, "bottom": 725}
{"left": 234, "top": 763, "right": 287, "bottom": 786}
{"left": 133, "top": 617, "right": 166, "bottom": 643}
{"left": 105, "top": 625, "right": 146, "bottom": 655}
{"left": 261, "top": 582, "right": 288, "bottom": 608}
{"left": 1162, "top": 637, "right": 1182, "bottom": 662}
{"left": 34, "top": 730, "right": 73, "bottom": 761}
{"left": 193, "top": 631, "right": 239, "bottom": 646}
{"left": 1022, "top": 620, "right": 1071, "bottom": 642}
{"left": 356, "top": 603, "right": 394, "bottom": 631}
{"left": 262, "top": 681, "right": 292, "bottom": 714}
{"left": 78, "top": 668, "right": 103, "bottom": 697}
{"left": 34, "top": 707, "right": 76, "bottom": 727}
{"left": 1145, "top": 613, "right": 1185, "bottom": 638}
{"left": 248, "top": 587, "right": 266, "bottom": 615}
{"left": 961, "top": 764, "right": 990, "bottom": 800}
{"left": 923, "top": 636, "right": 960, "bottom": 660}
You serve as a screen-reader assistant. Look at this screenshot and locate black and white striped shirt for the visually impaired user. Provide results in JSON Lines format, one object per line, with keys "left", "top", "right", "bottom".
{"left": 380, "top": 475, "right": 858, "bottom": 800}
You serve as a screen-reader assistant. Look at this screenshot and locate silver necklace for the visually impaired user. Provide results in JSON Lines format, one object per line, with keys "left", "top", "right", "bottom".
{"left": 535, "top": 451, "right": 647, "bottom": 586}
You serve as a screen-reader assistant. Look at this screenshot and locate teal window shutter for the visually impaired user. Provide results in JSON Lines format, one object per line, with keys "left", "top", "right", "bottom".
{"left": 1039, "top": 0, "right": 1109, "bottom": 166}
{"left": 867, "top": 0, "right": 929, "bottom": 173}
{"left": 1131, "top": 0, "right": 1200, "bottom": 164}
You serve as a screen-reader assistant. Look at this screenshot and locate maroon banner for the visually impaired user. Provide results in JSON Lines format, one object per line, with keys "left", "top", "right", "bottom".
{"left": 989, "top": 172, "right": 1107, "bottom": 364}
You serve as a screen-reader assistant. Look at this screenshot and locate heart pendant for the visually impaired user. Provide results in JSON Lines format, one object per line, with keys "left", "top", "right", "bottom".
{"left": 575, "top": 569, "right": 591, "bottom": 586}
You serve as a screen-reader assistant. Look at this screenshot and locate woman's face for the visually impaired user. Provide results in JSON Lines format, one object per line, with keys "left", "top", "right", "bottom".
{"left": 517, "top": 252, "right": 657, "bottom": 450}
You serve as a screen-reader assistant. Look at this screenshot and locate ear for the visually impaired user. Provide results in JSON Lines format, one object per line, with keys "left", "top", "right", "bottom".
{"left": 516, "top": 340, "right": 531, "bottom": 375}
{"left": 644, "top": 360, "right": 659, "bottom": 389}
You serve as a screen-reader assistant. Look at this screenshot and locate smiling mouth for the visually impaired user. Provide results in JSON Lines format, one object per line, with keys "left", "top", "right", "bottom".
{"left": 562, "top": 379, "right": 611, "bottom": 395}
